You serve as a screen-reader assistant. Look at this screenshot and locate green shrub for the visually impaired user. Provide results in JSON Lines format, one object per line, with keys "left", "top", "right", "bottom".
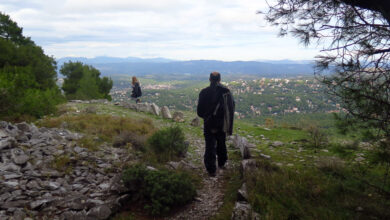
{"left": 20, "top": 88, "right": 64, "bottom": 117}
{"left": 0, "top": 67, "right": 64, "bottom": 120}
{"left": 305, "top": 123, "right": 328, "bottom": 148}
{"left": 146, "top": 126, "right": 187, "bottom": 162}
{"left": 0, "top": 13, "right": 65, "bottom": 120}
{"left": 122, "top": 164, "right": 196, "bottom": 216}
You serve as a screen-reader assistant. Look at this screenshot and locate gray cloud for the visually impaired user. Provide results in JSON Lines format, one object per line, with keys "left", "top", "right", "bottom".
{"left": 0, "top": 0, "right": 318, "bottom": 60}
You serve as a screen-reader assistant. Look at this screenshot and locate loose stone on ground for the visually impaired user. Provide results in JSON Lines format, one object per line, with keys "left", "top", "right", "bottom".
{"left": 0, "top": 121, "right": 130, "bottom": 220}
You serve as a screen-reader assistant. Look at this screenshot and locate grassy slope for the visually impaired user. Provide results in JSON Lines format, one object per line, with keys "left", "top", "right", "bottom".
{"left": 153, "top": 106, "right": 390, "bottom": 219}
{"left": 38, "top": 102, "right": 390, "bottom": 219}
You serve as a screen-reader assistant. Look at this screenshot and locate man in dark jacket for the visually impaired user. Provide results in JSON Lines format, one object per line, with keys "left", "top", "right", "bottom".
{"left": 197, "top": 72, "right": 235, "bottom": 177}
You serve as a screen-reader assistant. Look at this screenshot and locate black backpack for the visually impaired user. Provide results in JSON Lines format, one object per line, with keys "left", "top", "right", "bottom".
{"left": 211, "top": 91, "right": 233, "bottom": 135}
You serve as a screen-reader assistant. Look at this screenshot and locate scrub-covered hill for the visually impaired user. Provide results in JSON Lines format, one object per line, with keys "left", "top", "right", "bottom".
{"left": 1, "top": 101, "right": 389, "bottom": 220}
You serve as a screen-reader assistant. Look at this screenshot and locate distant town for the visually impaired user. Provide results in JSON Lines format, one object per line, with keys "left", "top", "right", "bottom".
{"left": 111, "top": 76, "right": 342, "bottom": 120}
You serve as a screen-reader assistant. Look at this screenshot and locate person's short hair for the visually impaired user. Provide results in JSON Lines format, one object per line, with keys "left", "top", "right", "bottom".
{"left": 209, "top": 72, "right": 221, "bottom": 82}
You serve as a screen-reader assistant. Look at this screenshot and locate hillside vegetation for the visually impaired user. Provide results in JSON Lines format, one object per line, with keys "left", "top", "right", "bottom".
{"left": 34, "top": 102, "right": 390, "bottom": 219}
{"left": 111, "top": 76, "right": 339, "bottom": 129}
{"left": 0, "top": 12, "right": 63, "bottom": 120}
{"left": 61, "top": 62, "right": 113, "bottom": 101}
{"left": 1, "top": 8, "right": 389, "bottom": 220}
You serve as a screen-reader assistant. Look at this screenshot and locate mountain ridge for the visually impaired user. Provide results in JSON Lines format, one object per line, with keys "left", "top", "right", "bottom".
{"left": 56, "top": 56, "right": 317, "bottom": 77}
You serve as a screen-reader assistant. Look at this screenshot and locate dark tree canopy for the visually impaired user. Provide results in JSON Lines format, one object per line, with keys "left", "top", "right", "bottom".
{"left": 264, "top": 0, "right": 390, "bottom": 137}
{"left": 61, "top": 61, "right": 113, "bottom": 100}
{"left": 0, "top": 12, "right": 63, "bottom": 119}
{"left": 0, "top": 12, "right": 34, "bottom": 45}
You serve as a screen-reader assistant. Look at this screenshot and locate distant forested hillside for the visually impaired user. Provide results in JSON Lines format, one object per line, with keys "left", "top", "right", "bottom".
{"left": 57, "top": 57, "right": 317, "bottom": 78}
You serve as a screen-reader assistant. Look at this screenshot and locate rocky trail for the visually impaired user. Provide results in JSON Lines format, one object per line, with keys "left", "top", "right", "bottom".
{"left": 119, "top": 101, "right": 236, "bottom": 219}
{"left": 0, "top": 101, "right": 254, "bottom": 220}
{"left": 166, "top": 137, "right": 231, "bottom": 220}
{"left": 168, "top": 133, "right": 258, "bottom": 220}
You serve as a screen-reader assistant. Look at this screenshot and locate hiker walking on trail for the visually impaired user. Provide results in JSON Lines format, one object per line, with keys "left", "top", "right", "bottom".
{"left": 131, "top": 76, "right": 142, "bottom": 103}
{"left": 197, "top": 72, "right": 235, "bottom": 177}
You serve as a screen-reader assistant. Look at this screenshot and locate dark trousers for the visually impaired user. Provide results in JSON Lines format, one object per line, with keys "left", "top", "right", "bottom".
{"left": 204, "top": 129, "right": 227, "bottom": 174}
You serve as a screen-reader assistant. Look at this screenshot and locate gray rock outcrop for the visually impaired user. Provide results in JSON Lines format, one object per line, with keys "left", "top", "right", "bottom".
{"left": 233, "top": 135, "right": 252, "bottom": 159}
{"left": 151, "top": 103, "right": 160, "bottom": 116}
{"left": 231, "top": 201, "right": 260, "bottom": 220}
{"left": 161, "top": 106, "right": 172, "bottom": 119}
{"left": 240, "top": 159, "right": 258, "bottom": 178}
{"left": 0, "top": 121, "right": 130, "bottom": 220}
{"left": 70, "top": 99, "right": 110, "bottom": 104}
{"left": 119, "top": 102, "right": 175, "bottom": 121}
{"left": 136, "top": 103, "right": 152, "bottom": 113}
{"left": 173, "top": 111, "right": 185, "bottom": 122}
{"left": 237, "top": 183, "right": 248, "bottom": 202}
{"left": 271, "top": 141, "right": 284, "bottom": 147}
{"left": 190, "top": 117, "right": 200, "bottom": 127}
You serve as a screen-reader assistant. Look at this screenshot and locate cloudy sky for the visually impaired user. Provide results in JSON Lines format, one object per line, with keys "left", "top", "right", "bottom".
{"left": 0, "top": 0, "right": 320, "bottom": 61}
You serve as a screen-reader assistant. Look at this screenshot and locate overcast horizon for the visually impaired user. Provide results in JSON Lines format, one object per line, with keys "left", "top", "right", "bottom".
{"left": 1, "top": 0, "right": 320, "bottom": 61}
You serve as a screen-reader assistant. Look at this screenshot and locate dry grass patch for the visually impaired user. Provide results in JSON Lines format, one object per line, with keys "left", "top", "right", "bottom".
{"left": 246, "top": 159, "right": 390, "bottom": 219}
{"left": 77, "top": 136, "right": 99, "bottom": 151}
{"left": 38, "top": 114, "right": 156, "bottom": 145}
{"left": 316, "top": 156, "right": 345, "bottom": 174}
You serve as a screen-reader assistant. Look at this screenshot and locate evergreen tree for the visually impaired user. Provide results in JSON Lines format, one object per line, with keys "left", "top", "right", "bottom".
{"left": 61, "top": 61, "right": 84, "bottom": 96}
{"left": 0, "top": 12, "right": 33, "bottom": 45}
{"left": 60, "top": 61, "right": 113, "bottom": 100}
{"left": 0, "top": 12, "right": 63, "bottom": 120}
{"left": 75, "top": 71, "right": 102, "bottom": 100}
{"left": 263, "top": 1, "right": 390, "bottom": 138}
{"left": 99, "top": 76, "right": 114, "bottom": 100}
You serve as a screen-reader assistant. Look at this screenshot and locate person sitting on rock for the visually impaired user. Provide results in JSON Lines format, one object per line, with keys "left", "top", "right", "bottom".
{"left": 131, "top": 76, "right": 142, "bottom": 103}
{"left": 197, "top": 72, "right": 235, "bottom": 177}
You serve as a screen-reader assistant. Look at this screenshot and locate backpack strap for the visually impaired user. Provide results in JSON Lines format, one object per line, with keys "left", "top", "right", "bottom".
{"left": 212, "top": 102, "right": 220, "bottom": 116}
{"left": 204, "top": 91, "right": 223, "bottom": 122}
{"left": 222, "top": 92, "right": 230, "bottom": 134}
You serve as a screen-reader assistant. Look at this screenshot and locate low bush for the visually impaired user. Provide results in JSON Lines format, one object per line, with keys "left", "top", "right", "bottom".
{"left": 0, "top": 73, "right": 64, "bottom": 121}
{"left": 305, "top": 123, "right": 328, "bottom": 148}
{"left": 122, "top": 164, "right": 196, "bottom": 216}
{"left": 113, "top": 131, "right": 147, "bottom": 151}
{"left": 146, "top": 126, "right": 187, "bottom": 162}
